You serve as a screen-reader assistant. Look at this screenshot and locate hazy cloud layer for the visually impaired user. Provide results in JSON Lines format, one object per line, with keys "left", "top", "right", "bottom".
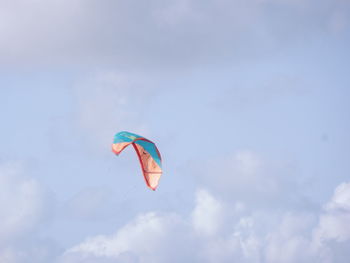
{"left": 1, "top": 0, "right": 348, "bottom": 68}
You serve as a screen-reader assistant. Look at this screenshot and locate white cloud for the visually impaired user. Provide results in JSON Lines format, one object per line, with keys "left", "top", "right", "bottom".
{"left": 324, "top": 182, "right": 350, "bottom": 212}
{"left": 60, "top": 188, "right": 261, "bottom": 262}
{"left": 61, "top": 181, "right": 350, "bottom": 263}
{"left": 264, "top": 212, "right": 318, "bottom": 263}
{"left": 0, "top": 163, "right": 48, "bottom": 243}
{"left": 192, "top": 189, "right": 225, "bottom": 236}
{"left": 0, "top": 162, "right": 59, "bottom": 262}
{"left": 314, "top": 182, "right": 350, "bottom": 243}
{"left": 62, "top": 212, "right": 192, "bottom": 263}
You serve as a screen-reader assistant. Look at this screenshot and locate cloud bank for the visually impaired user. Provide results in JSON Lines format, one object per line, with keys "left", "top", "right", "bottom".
{"left": 61, "top": 181, "right": 350, "bottom": 263}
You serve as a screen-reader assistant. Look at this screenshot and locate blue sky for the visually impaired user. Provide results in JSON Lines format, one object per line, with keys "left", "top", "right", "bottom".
{"left": 0, "top": 0, "right": 350, "bottom": 262}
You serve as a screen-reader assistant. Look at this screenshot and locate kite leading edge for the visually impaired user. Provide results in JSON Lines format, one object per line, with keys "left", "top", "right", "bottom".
{"left": 112, "top": 131, "right": 162, "bottom": 190}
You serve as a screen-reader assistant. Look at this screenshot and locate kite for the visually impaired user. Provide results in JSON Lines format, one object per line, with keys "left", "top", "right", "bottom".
{"left": 112, "top": 131, "right": 162, "bottom": 190}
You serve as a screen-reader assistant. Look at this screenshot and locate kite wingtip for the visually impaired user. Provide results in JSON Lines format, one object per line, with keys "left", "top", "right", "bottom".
{"left": 111, "top": 147, "right": 121, "bottom": 156}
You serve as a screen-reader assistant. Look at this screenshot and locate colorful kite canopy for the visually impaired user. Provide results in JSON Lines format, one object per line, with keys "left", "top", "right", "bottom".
{"left": 112, "top": 131, "right": 162, "bottom": 190}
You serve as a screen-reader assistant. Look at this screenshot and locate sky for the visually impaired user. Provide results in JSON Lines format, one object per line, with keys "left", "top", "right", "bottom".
{"left": 0, "top": 0, "right": 350, "bottom": 262}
